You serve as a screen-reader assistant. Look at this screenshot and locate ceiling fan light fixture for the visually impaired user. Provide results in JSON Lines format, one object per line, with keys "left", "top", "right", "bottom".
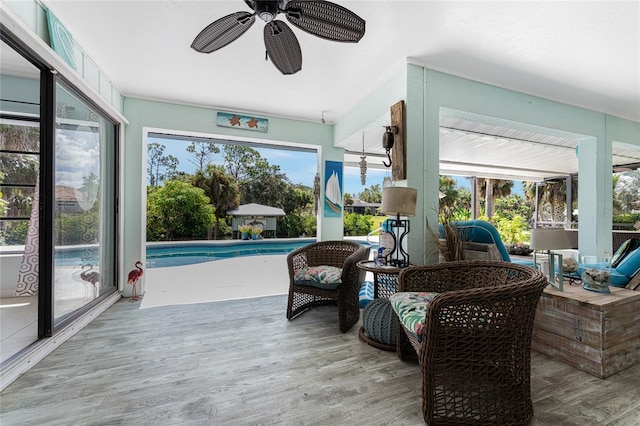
{"left": 259, "top": 11, "right": 276, "bottom": 22}
{"left": 253, "top": 0, "right": 280, "bottom": 22}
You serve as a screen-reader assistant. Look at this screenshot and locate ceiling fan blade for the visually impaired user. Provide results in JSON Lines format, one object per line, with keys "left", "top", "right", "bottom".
{"left": 264, "top": 20, "right": 302, "bottom": 75}
{"left": 285, "top": 0, "right": 365, "bottom": 43}
{"left": 191, "top": 11, "right": 255, "bottom": 53}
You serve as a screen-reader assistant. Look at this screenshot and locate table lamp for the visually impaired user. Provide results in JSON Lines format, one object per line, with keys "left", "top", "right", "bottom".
{"left": 530, "top": 228, "right": 571, "bottom": 290}
{"left": 381, "top": 186, "right": 417, "bottom": 268}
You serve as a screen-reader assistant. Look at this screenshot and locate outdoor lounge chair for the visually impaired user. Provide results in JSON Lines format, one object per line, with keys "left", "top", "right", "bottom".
{"left": 391, "top": 260, "right": 547, "bottom": 425}
{"left": 442, "top": 220, "right": 535, "bottom": 267}
{"left": 286, "top": 240, "right": 370, "bottom": 333}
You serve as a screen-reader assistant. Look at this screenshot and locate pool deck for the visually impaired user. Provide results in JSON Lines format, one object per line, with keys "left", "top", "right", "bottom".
{"left": 142, "top": 255, "right": 292, "bottom": 309}
{"left": 142, "top": 237, "right": 378, "bottom": 309}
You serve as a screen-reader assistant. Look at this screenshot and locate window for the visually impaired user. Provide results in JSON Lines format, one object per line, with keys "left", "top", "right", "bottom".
{"left": 0, "top": 119, "right": 39, "bottom": 246}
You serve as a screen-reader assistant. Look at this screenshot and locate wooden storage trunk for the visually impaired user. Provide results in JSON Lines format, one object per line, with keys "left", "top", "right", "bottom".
{"left": 532, "top": 284, "right": 640, "bottom": 378}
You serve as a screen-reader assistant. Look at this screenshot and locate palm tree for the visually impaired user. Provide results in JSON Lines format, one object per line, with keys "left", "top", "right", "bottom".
{"left": 191, "top": 165, "right": 240, "bottom": 239}
{"left": 475, "top": 178, "right": 513, "bottom": 219}
{"left": 359, "top": 184, "right": 382, "bottom": 203}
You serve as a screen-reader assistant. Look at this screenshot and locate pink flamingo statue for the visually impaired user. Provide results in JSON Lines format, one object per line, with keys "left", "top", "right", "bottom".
{"left": 127, "top": 261, "right": 144, "bottom": 301}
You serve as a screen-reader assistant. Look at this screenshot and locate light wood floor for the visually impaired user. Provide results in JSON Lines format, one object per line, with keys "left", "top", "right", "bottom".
{"left": 1, "top": 295, "right": 639, "bottom": 425}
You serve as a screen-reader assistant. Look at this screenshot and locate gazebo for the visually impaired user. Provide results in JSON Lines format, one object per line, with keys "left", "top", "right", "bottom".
{"left": 227, "top": 203, "right": 286, "bottom": 239}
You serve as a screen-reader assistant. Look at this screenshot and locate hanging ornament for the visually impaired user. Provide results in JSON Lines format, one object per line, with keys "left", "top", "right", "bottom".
{"left": 359, "top": 132, "right": 367, "bottom": 185}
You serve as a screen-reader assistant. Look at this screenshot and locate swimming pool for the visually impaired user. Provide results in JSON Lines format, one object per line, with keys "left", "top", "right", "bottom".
{"left": 146, "top": 238, "right": 375, "bottom": 268}
{"left": 51, "top": 239, "right": 375, "bottom": 268}
{"left": 146, "top": 239, "right": 317, "bottom": 268}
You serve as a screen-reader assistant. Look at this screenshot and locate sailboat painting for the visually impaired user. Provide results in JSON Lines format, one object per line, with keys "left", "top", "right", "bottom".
{"left": 324, "top": 161, "right": 343, "bottom": 217}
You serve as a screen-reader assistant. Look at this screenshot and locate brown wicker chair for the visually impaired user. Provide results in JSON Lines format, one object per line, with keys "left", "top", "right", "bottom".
{"left": 394, "top": 260, "right": 547, "bottom": 425}
{"left": 286, "top": 240, "right": 370, "bottom": 333}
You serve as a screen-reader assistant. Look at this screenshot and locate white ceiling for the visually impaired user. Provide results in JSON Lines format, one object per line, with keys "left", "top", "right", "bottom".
{"left": 34, "top": 1, "right": 640, "bottom": 179}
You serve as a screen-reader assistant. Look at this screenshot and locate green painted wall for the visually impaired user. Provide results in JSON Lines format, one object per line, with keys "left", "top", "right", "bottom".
{"left": 0, "top": 75, "right": 39, "bottom": 115}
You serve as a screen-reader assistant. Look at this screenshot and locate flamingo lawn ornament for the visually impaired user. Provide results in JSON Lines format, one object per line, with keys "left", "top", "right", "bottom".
{"left": 127, "top": 261, "right": 143, "bottom": 302}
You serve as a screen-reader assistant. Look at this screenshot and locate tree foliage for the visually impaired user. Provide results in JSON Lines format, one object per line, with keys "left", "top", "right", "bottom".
{"left": 344, "top": 193, "right": 354, "bottom": 206}
{"left": 358, "top": 184, "right": 382, "bottom": 203}
{"left": 493, "top": 214, "right": 528, "bottom": 244}
{"left": 146, "top": 180, "right": 213, "bottom": 241}
{"left": 145, "top": 142, "right": 318, "bottom": 240}
{"left": 191, "top": 165, "right": 240, "bottom": 239}
{"left": 344, "top": 211, "right": 374, "bottom": 236}
{"left": 186, "top": 140, "right": 219, "bottom": 173}
{"left": 277, "top": 211, "right": 316, "bottom": 237}
{"left": 222, "top": 145, "right": 264, "bottom": 181}
{"left": 223, "top": 145, "right": 313, "bottom": 216}
{"left": 493, "top": 194, "right": 533, "bottom": 224}
{"left": 147, "top": 142, "right": 179, "bottom": 186}
{"left": 476, "top": 178, "right": 513, "bottom": 218}
{"left": 0, "top": 124, "right": 39, "bottom": 227}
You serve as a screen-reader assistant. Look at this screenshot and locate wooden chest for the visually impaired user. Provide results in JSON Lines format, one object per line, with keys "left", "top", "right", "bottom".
{"left": 532, "top": 284, "right": 640, "bottom": 378}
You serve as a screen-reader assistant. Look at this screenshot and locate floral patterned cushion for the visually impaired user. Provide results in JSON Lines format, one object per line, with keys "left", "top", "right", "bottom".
{"left": 294, "top": 265, "right": 343, "bottom": 290}
{"left": 390, "top": 291, "right": 439, "bottom": 341}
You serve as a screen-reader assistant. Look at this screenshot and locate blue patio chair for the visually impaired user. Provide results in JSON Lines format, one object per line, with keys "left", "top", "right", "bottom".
{"left": 441, "top": 220, "right": 535, "bottom": 267}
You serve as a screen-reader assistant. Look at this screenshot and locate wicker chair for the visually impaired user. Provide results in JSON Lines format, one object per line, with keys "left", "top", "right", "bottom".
{"left": 286, "top": 240, "right": 370, "bottom": 333}
{"left": 394, "top": 260, "right": 547, "bottom": 425}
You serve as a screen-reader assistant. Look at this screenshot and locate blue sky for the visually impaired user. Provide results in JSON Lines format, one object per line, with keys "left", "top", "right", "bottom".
{"left": 150, "top": 137, "right": 389, "bottom": 197}
{"left": 150, "top": 137, "right": 523, "bottom": 197}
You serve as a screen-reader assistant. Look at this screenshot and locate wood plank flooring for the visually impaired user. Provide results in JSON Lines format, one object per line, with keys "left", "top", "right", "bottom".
{"left": 1, "top": 295, "right": 639, "bottom": 425}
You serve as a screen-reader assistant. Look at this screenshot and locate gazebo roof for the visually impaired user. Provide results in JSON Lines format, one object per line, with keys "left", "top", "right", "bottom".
{"left": 227, "top": 203, "right": 286, "bottom": 217}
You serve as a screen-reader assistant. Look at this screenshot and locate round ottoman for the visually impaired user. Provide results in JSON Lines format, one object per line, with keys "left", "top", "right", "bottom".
{"left": 359, "top": 298, "right": 397, "bottom": 351}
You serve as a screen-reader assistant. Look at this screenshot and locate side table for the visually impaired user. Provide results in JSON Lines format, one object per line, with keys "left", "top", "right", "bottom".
{"left": 356, "top": 260, "right": 402, "bottom": 299}
{"left": 356, "top": 260, "right": 404, "bottom": 351}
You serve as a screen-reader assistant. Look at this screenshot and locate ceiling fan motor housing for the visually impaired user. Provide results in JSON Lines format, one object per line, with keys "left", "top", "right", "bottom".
{"left": 246, "top": 0, "right": 286, "bottom": 22}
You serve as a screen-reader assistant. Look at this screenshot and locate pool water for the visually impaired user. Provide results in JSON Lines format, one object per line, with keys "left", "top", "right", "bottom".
{"left": 53, "top": 239, "right": 375, "bottom": 269}
{"left": 146, "top": 239, "right": 318, "bottom": 268}
{"left": 146, "top": 239, "right": 376, "bottom": 268}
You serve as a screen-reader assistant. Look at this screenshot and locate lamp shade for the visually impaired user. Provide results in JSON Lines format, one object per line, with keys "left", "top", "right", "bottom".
{"left": 381, "top": 187, "right": 417, "bottom": 216}
{"left": 529, "top": 228, "right": 571, "bottom": 250}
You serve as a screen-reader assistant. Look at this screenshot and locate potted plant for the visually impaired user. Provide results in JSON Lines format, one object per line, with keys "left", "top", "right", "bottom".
{"left": 239, "top": 224, "right": 252, "bottom": 240}
{"left": 250, "top": 225, "right": 263, "bottom": 240}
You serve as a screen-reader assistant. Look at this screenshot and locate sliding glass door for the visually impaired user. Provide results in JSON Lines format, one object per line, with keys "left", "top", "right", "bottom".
{"left": 52, "top": 81, "right": 117, "bottom": 326}
{"left": 1, "top": 29, "right": 119, "bottom": 363}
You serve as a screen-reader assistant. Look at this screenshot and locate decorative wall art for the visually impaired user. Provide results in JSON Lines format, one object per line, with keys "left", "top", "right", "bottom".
{"left": 216, "top": 112, "right": 268, "bottom": 132}
{"left": 324, "top": 161, "right": 343, "bottom": 217}
{"left": 46, "top": 9, "right": 77, "bottom": 70}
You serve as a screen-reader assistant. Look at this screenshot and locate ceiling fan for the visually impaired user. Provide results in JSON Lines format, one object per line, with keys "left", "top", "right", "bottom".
{"left": 191, "top": 0, "right": 366, "bottom": 75}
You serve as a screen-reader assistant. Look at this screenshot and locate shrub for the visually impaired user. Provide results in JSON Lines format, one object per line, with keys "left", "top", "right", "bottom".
{"left": 493, "top": 215, "right": 528, "bottom": 245}
{"left": 344, "top": 212, "right": 374, "bottom": 236}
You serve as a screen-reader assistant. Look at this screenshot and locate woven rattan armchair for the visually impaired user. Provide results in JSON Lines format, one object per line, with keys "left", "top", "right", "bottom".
{"left": 286, "top": 240, "right": 370, "bottom": 333}
{"left": 394, "top": 260, "right": 547, "bottom": 425}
